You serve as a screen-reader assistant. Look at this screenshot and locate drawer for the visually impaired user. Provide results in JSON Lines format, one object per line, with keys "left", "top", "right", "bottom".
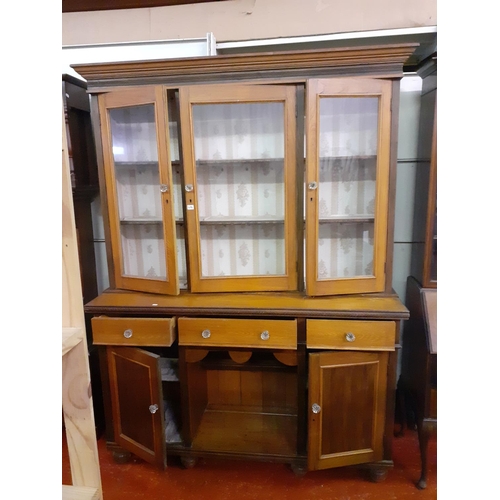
{"left": 91, "top": 316, "right": 176, "bottom": 346}
{"left": 306, "top": 319, "right": 395, "bottom": 351}
{"left": 178, "top": 317, "right": 297, "bottom": 350}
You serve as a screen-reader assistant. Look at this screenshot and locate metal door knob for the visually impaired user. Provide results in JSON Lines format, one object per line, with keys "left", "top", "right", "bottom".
{"left": 185, "top": 184, "right": 194, "bottom": 192}
{"left": 123, "top": 329, "right": 133, "bottom": 339}
{"left": 308, "top": 182, "right": 318, "bottom": 190}
{"left": 149, "top": 404, "right": 159, "bottom": 414}
{"left": 159, "top": 184, "right": 169, "bottom": 193}
{"left": 312, "top": 403, "right": 321, "bottom": 414}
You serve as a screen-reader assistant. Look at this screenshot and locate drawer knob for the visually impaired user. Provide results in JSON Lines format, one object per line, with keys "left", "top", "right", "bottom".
{"left": 149, "top": 404, "right": 159, "bottom": 414}
{"left": 123, "top": 329, "right": 133, "bottom": 339}
{"left": 185, "top": 184, "right": 194, "bottom": 192}
{"left": 345, "top": 332, "right": 356, "bottom": 342}
{"left": 201, "top": 329, "right": 211, "bottom": 339}
{"left": 260, "top": 330, "right": 270, "bottom": 341}
{"left": 312, "top": 403, "right": 321, "bottom": 414}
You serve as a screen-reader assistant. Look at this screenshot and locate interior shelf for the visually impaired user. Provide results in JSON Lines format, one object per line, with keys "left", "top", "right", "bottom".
{"left": 114, "top": 161, "right": 158, "bottom": 167}
{"left": 190, "top": 409, "right": 297, "bottom": 457}
{"left": 318, "top": 215, "right": 375, "bottom": 223}
{"left": 120, "top": 217, "right": 162, "bottom": 225}
{"left": 199, "top": 215, "right": 285, "bottom": 225}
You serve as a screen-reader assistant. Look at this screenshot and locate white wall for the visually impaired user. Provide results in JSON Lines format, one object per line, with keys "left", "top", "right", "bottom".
{"left": 62, "top": 0, "right": 436, "bottom": 46}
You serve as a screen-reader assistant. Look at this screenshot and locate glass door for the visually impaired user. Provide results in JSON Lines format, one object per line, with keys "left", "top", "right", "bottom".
{"left": 99, "top": 87, "right": 179, "bottom": 295}
{"left": 305, "top": 78, "right": 392, "bottom": 296}
{"left": 179, "top": 84, "right": 297, "bottom": 293}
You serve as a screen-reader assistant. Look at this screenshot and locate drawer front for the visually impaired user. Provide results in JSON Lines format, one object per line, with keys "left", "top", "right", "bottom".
{"left": 306, "top": 320, "right": 395, "bottom": 351}
{"left": 92, "top": 317, "right": 176, "bottom": 346}
{"left": 178, "top": 317, "right": 297, "bottom": 349}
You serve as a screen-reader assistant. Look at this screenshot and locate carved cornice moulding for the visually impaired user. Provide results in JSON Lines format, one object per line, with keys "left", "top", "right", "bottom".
{"left": 72, "top": 43, "right": 419, "bottom": 89}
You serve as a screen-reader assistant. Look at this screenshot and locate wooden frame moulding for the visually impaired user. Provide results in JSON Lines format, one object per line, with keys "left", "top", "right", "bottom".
{"left": 178, "top": 83, "right": 297, "bottom": 293}
{"left": 72, "top": 44, "right": 419, "bottom": 90}
{"left": 305, "top": 77, "right": 392, "bottom": 296}
{"left": 98, "top": 86, "right": 180, "bottom": 295}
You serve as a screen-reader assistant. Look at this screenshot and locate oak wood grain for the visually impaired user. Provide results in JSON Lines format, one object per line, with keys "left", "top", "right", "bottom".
{"left": 306, "top": 319, "right": 395, "bottom": 350}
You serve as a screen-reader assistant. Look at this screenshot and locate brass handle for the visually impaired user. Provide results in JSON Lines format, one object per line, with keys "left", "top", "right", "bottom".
{"left": 312, "top": 403, "right": 321, "bottom": 414}
{"left": 123, "top": 329, "right": 133, "bottom": 339}
{"left": 149, "top": 404, "right": 158, "bottom": 414}
{"left": 260, "top": 331, "right": 270, "bottom": 341}
{"left": 201, "top": 329, "right": 211, "bottom": 339}
{"left": 345, "top": 332, "right": 356, "bottom": 342}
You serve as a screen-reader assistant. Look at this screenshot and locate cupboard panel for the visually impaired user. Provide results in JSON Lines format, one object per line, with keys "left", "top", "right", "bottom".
{"left": 308, "top": 351, "right": 388, "bottom": 470}
{"left": 107, "top": 346, "right": 166, "bottom": 468}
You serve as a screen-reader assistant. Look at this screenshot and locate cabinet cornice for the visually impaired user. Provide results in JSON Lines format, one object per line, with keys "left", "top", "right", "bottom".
{"left": 73, "top": 44, "right": 418, "bottom": 90}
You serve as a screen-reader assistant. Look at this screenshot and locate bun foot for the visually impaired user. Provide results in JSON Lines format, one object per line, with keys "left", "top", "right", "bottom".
{"left": 180, "top": 456, "right": 197, "bottom": 469}
{"left": 112, "top": 449, "right": 132, "bottom": 464}
{"left": 368, "top": 466, "right": 389, "bottom": 483}
{"left": 290, "top": 463, "right": 307, "bottom": 477}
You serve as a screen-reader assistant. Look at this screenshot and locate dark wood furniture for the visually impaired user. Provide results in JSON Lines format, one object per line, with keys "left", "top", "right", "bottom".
{"left": 74, "top": 45, "right": 415, "bottom": 480}
{"left": 63, "top": 74, "right": 105, "bottom": 435}
{"left": 399, "top": 57, "right": 437, "bottom": 489}
{"left": 400, "top": 277, "right": 436, "bottom": 489}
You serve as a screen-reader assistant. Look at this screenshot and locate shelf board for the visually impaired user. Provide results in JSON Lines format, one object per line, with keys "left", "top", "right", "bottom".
{"left": 191, "top": 409, "right": 297, "bottom": 457}
{"left": 114, "top": 161, "right": 158, "bottom": 167}
{"left": 319, "top": 215, "right": 375, "bottom": 223}
{"left": 120, "top": 217, "right": 162, "bottom": 225}
{"left": 199, "top": 215, "right": 284, "bottom": 225}
{"left": 62, "top": 327, "right": 84, "bottom": 356}
{"left": 194, "top": 158, "right": 284, "bottom": 167}
{"left": 319, "top": 155, "right": 376, "bottom": 162}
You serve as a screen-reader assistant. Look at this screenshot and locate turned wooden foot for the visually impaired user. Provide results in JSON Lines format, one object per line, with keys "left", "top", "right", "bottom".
{"left": 112, "top": 449, "right": 132, "bottom": 464}
{"left": 290, "top": 463, "right": 307, "bottom": 477}
{"left": 416, "top": 418, "right": 436, "bottom": 489}
{"left": 180, "top": 456, "right": 198, "bottom": 469}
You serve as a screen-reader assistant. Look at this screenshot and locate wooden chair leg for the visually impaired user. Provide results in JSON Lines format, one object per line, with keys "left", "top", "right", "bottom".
{"left": 416, "top": 418, "right": 436, "bottom": 489}
{"left": 416, "top": 419, "right": 429, "bottom": 489}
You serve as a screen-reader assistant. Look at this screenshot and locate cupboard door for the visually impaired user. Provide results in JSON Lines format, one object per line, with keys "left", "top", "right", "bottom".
{"left": 99, "top": 87, "right": 179, "bottom": 295}
{"left": 179, "top": 84, "right": 297, "bottom": 293}
{"left": 308, "top": 351, "right": 388, "bottom": 471}
{"left": 107, "top": 346, "right": 166, "bottom": 468}
{"left": 305, "top": 78, "right": 392, "bottom": 296}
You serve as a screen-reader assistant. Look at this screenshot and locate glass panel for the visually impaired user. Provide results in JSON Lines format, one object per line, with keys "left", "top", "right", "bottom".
{"left": 192, "top": 102, "right": 286, "bottom": 278}
{"left": 317, "top": 97, "right": 379, "bottom": 279}
{"left": 109, "top": 105, "right": 167, "bottom": 281}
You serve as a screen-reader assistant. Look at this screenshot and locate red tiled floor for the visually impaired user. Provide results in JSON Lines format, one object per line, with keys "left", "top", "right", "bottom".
{"left": 63, "top": 428, "right": 436, "bottom": 499}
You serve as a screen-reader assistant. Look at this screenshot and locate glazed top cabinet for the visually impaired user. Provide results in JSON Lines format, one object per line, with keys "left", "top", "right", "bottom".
{"left": 76, "top": 44, "right": 418, "bottom": 298}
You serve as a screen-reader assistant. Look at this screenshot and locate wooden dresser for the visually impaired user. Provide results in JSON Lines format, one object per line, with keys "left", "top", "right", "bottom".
{"left": 74, "top": 44, "right": 415, "bottom": 481}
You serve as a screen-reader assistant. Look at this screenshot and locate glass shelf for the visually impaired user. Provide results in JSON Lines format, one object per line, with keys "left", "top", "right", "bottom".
{"left": 120, "top": 217, "right": 162, "bottom": 225}
{"left": 114, "top": 161, "right": 158, "bottom": 167}
{"left": 319, "top": 215, "right": 375, "bottom": 223}
{"left": 199, "top": 215, "right": 284, "bottom": 225}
